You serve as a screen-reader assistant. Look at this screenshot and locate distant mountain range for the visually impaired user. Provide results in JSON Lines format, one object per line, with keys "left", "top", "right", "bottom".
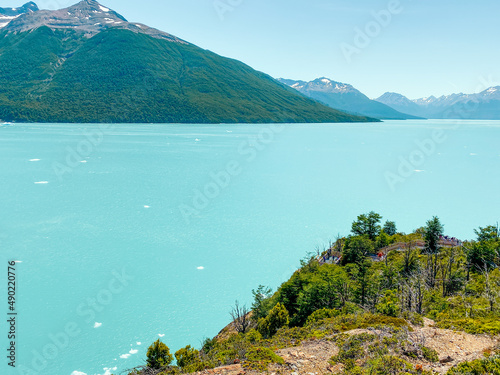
{"left": 279, "top": 77, "right": 500, "bottom": 120}
{"left": 376, "top": 88, "right": 500, "bottom": 119}
{"left": 0, "top": 1, "right": 373, "bottom": 124}
{"left": 0, "top": 1, "right": 38, "bottom": 28}
{"left": 278, "top": 77, "right": 422, "bottom": 120}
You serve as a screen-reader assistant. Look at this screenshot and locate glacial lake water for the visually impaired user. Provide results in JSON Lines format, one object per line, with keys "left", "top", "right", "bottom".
{"left": 1, "top": 120, "right": 499, "bottom": 375}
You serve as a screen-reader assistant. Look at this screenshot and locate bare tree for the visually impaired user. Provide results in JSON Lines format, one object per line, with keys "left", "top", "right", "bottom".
{"left": 480, "top": 263, "right": 498, "bottom": 313}
{"left": 230, "top": 300, "right": 251, "bottom": 334}
{"left": 399, "top": 269, "right": 426, "bottom": 315}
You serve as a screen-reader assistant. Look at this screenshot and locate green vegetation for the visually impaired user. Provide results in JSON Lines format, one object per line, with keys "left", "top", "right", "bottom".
{"left": 330, "top": 330, "right": 437, "bottom": 374}
{"left": 0, "top": 27, "right": 375, "bottom": 124}
{"left": 146, "top": 340, "right": 173, "bottom": 369}
{"left": 257, "top": 302, "right": 289, "bottom": 338}
{"left": 243, "top": 347, "right": 284, "bottom": 371}
{"left": 129, "top": 214, "right": 500, "bottom": 374}
{"left": 446, "top": 355, "right": 500, "bottom": 374}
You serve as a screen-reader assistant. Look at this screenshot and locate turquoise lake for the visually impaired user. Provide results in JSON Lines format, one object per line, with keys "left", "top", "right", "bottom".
{"left": 1, "top": 120, "right": 499, "bottom": 375}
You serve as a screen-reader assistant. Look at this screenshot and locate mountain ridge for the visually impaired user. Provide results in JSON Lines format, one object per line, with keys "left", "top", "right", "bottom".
{"left": 0, "top": 1, "right": 374, "bottom": 124}
{"left": 278, "top": 77, "right": 422, "bottom": 120}
{"left": 376, "top": 87, "right": 500, "bottom": 119}
{"left": 1, "top": 0, "right": 187, "bottom": 43}
{"left": 0, "top": 1, "right": 38, "bottom": 28}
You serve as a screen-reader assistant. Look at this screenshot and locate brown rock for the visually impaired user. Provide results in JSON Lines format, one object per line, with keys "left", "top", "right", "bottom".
{"left": 439, "top": 356, "right": 454, "bottom": 364}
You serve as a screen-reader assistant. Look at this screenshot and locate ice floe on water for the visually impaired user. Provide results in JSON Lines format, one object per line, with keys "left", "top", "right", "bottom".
{"left": 129, "top": 349, "right": 138, "bottom": 354}
{"left": 137, "top": 342, "right": 142, "bottom": 345}
{"left": 94, "top": 322, "right": 102, "bottom": 328}
{"left": 71, "top": 371, "right": 87, "bottom": 375}
{"left": 102, "top": 367, "right": 117, "bottom": 375}
{"left": 120, "top": 353, "right": 130, "bottom": 359}
{"left": 34, "top": 181, "right": 49, "bottom": 184}
{"left": 80, "top": 160, "right": 87, "bottom": 163}
{"left": 197, "top": 266, "right": 205, "bottom": 270}
{"left": 144, "top": 205, "right": 150, "bottom": 209}
{"left": 414, "top": 169, "right": 425, "bottom": 173}
{"left": 158, "top": 333, "right": 165, "bottom": 337}
{"left": 29, "top": 159, "right": 41, "bottom": 162}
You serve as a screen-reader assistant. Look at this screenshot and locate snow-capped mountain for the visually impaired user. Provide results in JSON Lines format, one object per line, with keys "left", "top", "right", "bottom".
{"left": 0, "top": 2, "right": 38, "bottom": 28}
{"left": 0, "top": 1, "right": 369, "bottom": 124}
{"left": 376, "top": 92, "right": 424, "bottom": 116}
{"left": 279, "top": 77, "right": 421, "bottom": 120}
{"left": 280, "top": 77, "right": 358, "bottom": 94}
{"left": 1, "top": 0, "right": 187, "bottom": 43}
{"left": 376, "top": 87, "right": 500, "bottom": 119}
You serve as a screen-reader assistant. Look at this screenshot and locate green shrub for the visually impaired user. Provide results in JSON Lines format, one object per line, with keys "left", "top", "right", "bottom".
{"left": 376, "top": 290, "right": 401, "bottom": 317}
{"left": 305, "top": 308, "right": 340, "bottom": 325}
{"left": 243, "top": 347, "right": 284, "bottom": 371}
{"left": 268, "top": 326, "right": 309, "bottom": 348}
{"left": 245, "top": 329, "right": 262, "bottom": 344}
{"left": 258, "top": 302, "right": 289, "bottom": 338}
{"left": 421, "top": 346, "right": 439, "bottom": 362}
{"left": 446, "top": 355, "right": 500, "bottom": 374}
{"left": 157, "top": 368, "right": 182, "bottom": 375}
{"left": 174, "top": 345, "right": 206, "bottom": 372}
{"left": 368, "top": 355, "right": 417, "bottom": 374}
{"left": 332, "top": 333, "right": 376, "bottom": 369}
{"left": 146, "top": 339, "right": 173, "bottom": 369}
{"left": 401, "top": 311, "right": 424, "bottom": 326}
{"left": 436, "top": 318, "right": 500, "bottom": 335}
{"left": 201, "top": 337, "right": 217, "bottom": 354}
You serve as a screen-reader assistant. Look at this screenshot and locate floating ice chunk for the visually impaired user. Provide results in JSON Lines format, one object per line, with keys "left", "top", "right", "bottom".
{"left": 29, "top": 159, "right": 41, "bottom": 162}
{"left": 158, "top": 334, "right": 165, "bottom": 337}
{"left": 120, "top": 354, "right": 131, "bottom": 359}
{"left": 137, "top": 342, "right": 142, "bottom": 345}
{"left": 71, "top": 372, "right": 87, "bottom": 375}
{"left": 34, "top": 181, "right": 49, "bottom": 184}
{"left": 144, "top": 205, "right": 150, "bottom": 209}
{"left": 103, "top": 367, "right": 117, "bottom": 375}
{"left": 94, "top": 322, "right": 102, "bottom": 328}
{"left": 197, "top": 266, "right": 204, "bottom": 270}
{"left": 129, "top": 349, "right": 138, "bottom": 354}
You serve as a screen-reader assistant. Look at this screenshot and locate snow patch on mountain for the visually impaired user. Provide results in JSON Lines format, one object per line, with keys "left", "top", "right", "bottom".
{"left": 1, "top": 0, "right": 188, "bottom": 43}
{"left": 0, "top": 2, "right": 38, "bottom": 29}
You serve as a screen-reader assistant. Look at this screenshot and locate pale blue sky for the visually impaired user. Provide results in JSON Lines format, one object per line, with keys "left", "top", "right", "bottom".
{"left": 27, "top": 0, "right": 500, "bottom": 98}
